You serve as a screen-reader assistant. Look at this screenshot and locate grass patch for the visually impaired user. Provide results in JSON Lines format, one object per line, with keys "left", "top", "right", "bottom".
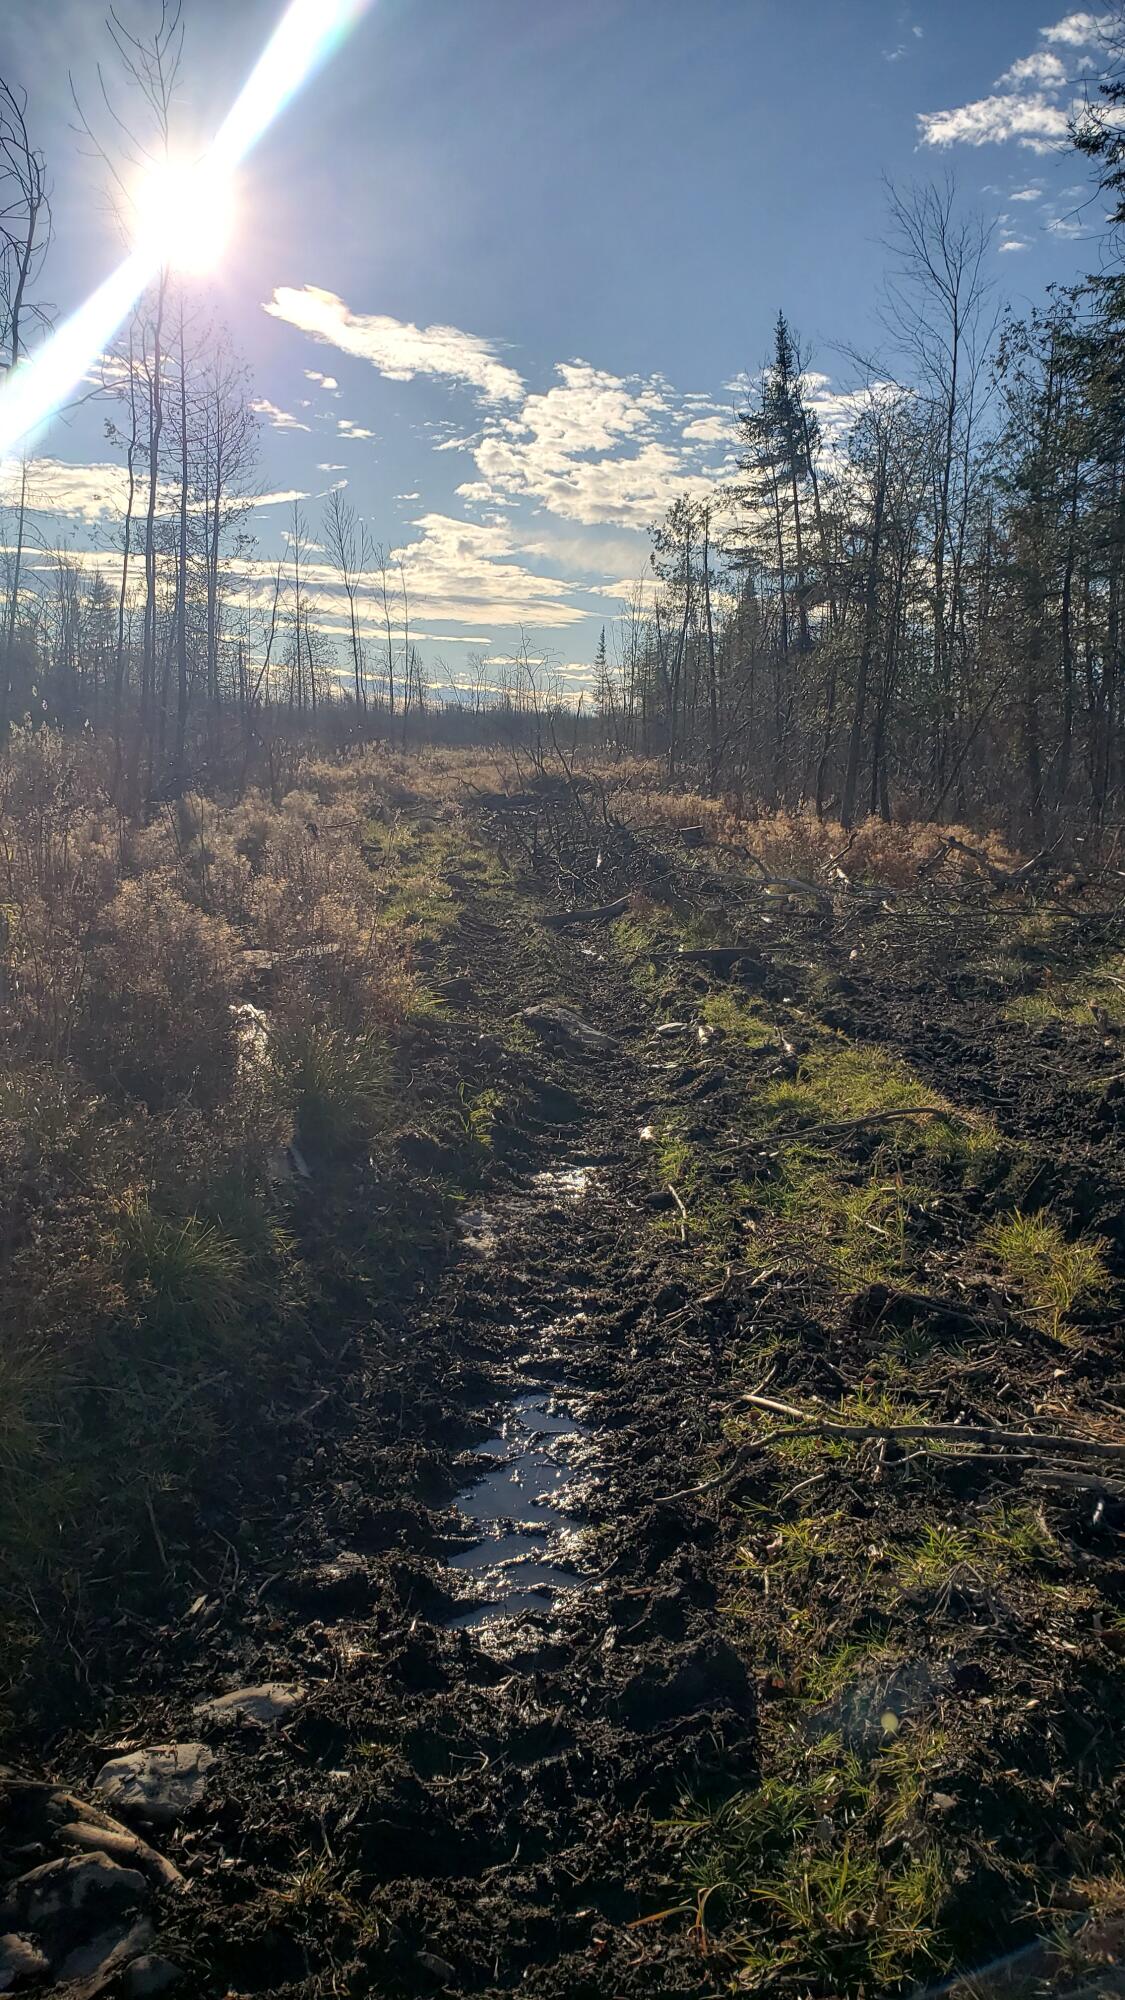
{"left": 756, "top": 1043, "right": 999, "bottom": 1169}
{"left": 674, "top": 1733, "right": 950, "bottom": 1988}
{"left": 698, "top": 987, "right": 775, "bottom": 1048}
{"left": 1004, "top": 952, "right": 1125, "bottom": 1029}
{"left": 270, "top": 1021, "right": 392, "bottom": 1156}
{"left": 985, "top": 1210, "right": 1110, "bottom": 1338}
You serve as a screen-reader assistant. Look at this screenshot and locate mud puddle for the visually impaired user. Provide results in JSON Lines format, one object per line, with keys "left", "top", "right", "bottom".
{"left": 457, "top": 1158, "right": 601, "bottom": 1257}
{"left": 446, "top": 1382, "right": 590, "bottom": 1626}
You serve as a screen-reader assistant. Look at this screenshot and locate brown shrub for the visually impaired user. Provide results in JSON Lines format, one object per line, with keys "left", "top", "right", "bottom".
{"left": 76, "top": 878, "right": 240, "bottom": 1109}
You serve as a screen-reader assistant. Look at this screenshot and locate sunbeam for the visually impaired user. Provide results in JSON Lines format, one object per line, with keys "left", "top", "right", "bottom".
{"left": 0, "top": 0, "right": 372, "bottom": 457}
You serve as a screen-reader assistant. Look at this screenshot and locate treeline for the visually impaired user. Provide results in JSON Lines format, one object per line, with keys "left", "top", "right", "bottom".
{"left": 597, "top": 44, "right": 1125, "bottom": 840}
{"left": 4, "top": 8, "right": 1125, "bottom": 835}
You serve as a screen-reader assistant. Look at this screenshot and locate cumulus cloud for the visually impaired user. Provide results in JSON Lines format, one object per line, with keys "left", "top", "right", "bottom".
{"left": 305, "top": 368, "right": 339, "bottom": 391}
{"left": 264, "top": 286, "right": 525, "bottom": 406}
{"left": 464, "top": 359, "right": 719, "bottom": 530}
{"left": 999, "top": 235, "right": 1031, "bottom": 251}
{"left": 336, "top": 417, "right": 375, "bottom": 440}
{"left": 0, "top": 457, "right": 307, "bottom": 526}
{"left": 682, "top": 413, "right": 737, "bottom": 444}
{"left": 251, "top": 396, "right": 311, "bottom": 432}
{"left": 1040, "top": 11, "right": 1112, "bottom": 44}
{"left": 998, "top": 50, "right": 1068, "bottom": 87}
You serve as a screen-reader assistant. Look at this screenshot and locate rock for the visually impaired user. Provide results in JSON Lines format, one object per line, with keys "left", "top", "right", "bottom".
{"left": 0, "top": 1853, "right": 148, "bottom": 1936}
{"left": 93, "top": 1746, "right": 213, "bottom": 1828}
{"left": 437, "top": 975, "right": 475, "bottom": 1008}
{"left": 0, "top": 1932, "right": 50, "bottom": 1990}
{"left": 416, "top": 1950, "right": 456, "bottom": 1982}
{"left": 122, "top": 1952, "right": 183, "bottom": 1996}
{"left": 0, "top": 1854, "right": 151, "bottom": 1989}
{"left": 56, "top": 1822, "right": 183, "bottom": 1893}
{"left": 192, "top": 1682, "right": 306, "bottom": 1729}
{"left": 56, "top": 1917, "right": 154, "bottom": 1987}
{"left": 521, "top": 1004, "right": 615, "bottom": 1054}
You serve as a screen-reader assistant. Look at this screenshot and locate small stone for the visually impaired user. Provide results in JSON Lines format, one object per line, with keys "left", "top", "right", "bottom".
{"left": 0, "top": 1932, "right": 50, "bottom": 1991}
{"left": 123, "top": 1952, "right": 183, "bottom": 1996}
{"left": 94, "top": 1745, "right": 213, "bottom": 1828}
{"left": 521, "top": 1003, "right": 615, "bottom": 1054}
{"left": 416, "top": 1950, "right": 456, "bottom": 1981}
{"left": 192, "top": 1683, "right": 305, "bottom": 1729}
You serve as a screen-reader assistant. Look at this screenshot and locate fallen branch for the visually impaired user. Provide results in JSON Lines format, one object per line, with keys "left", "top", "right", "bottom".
{"left": 541, "top": 895, "right": 631, "bottom": 930}
{"left": 659, "top": 1392, "right": 1125, "bottom": 1501}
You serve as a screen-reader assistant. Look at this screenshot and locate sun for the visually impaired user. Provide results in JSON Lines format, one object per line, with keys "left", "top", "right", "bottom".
{"left": 132, "top": 156, "right": 236, "bottom": 275}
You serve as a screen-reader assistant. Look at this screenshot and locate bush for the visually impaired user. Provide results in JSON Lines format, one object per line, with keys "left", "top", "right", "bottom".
{"left": 77, "top": 878, "right": 239, "bottom": 1109}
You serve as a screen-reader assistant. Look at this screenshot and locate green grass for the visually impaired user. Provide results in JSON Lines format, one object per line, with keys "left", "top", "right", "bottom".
{"left": 118, "top": 1207, "right": 248, "bottom": 1347}
{"left": 985, "top": 1210, "right": 1110, "bottom": 1338}
{"left": 698, "top": 987, "right": 776, "bottom": 1048}
{"left": 674, "top": 1736, "right": 950, "bottom": 1989}
{"left": 755, "top": 1043, "right": 1000, "bottom": 1169}
{"left": 896, "top": 1505, "right": 1059, "bottom": 1591}
{"left": 270, "top": 1021, "right": 391, "bottom": 1155}
{"left": 1005, "top": 952, "right": 1125, "bottom": 1029}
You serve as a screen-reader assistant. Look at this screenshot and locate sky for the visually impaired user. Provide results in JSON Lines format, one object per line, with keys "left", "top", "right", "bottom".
{"left": 0, "top": 0, "right": 1117, "bottom": 695}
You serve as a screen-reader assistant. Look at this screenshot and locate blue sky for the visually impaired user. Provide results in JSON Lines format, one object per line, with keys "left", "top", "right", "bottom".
{"left": 1, "top": 0, "right": 1111, "bottom": 690}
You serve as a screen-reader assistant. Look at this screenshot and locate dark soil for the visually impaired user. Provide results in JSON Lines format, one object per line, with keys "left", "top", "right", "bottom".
{"left": 4, "top": 793, "right": 1124, "bottom": 1998}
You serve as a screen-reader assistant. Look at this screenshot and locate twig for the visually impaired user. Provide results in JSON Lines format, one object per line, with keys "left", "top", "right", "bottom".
{"left": 667, "top": 1182, "right": 688, "bottom": 1243}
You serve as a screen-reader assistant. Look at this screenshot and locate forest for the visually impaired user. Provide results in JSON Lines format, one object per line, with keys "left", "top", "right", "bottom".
{"left": 2, "top": 6, "right": 1125, "bottom": 2000}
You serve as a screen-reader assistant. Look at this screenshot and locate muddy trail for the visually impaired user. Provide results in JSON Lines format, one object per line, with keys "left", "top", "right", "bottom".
{"left": 3, "top": 854, "right": 749, "bottom": 2000}
{"left": 4, "top": 786, "right": 1125, "bottom": 1999}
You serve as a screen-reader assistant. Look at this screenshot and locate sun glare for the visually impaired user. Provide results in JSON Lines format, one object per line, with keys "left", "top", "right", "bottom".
{"left": 133, "top": 157, "right": 236, "bottom": 274}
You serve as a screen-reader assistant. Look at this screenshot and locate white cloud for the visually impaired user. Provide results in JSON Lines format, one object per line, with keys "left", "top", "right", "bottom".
{"left": 0, "top": 456, "right": 139, "bottom": 522}
{"left": 1040, "top": 12, "right": 1112, "bottom": 45}
{"left": 393, "top": 512, "right": 585, "bottom": 627}
{"left": 252, "top": 488, "right": 313, "bottom": 510}
{"left": 337, "top": 417, "right": 375, "bottom": 440}
{"left": 465, "top": 359, "right": 719, "bottom": 530}
{"left": 919, "top": 10, "right": 1116, "bottom": 154}
{"left": 0, "top": 457, "right": 308, "bottom": 526}
{"left": 682, "top": 413, "right": 736, "bottom": 444}
{"left": 1010, "top": 184, "right": 1044, "bottom": 199}
{"left": 317, "top": 462, "right": 347, "bottom": 470}
{"left": 997, "top": 50, "right": 1067, "bottom": 87}
{"left": 305, "top": 368, "right": 339, "bottom": 392}
{"left": 251, "top": 396, "right": 311, "bottom": 432}
{"left": 999, "top": 235, "right": 1031, "bottom": 250}
{"left": 918, "top": 90, "right": 1073, "bottom": 150}
{"left": 264, "top": 286, "right": 525, "bottom": 406}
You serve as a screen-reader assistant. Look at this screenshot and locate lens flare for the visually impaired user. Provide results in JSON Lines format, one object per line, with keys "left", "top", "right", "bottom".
{"left": 132, "top": 156, "right": 237, "bottom": 275}
{"left": 0, "top": 0, "right": 372, "bottom": 457}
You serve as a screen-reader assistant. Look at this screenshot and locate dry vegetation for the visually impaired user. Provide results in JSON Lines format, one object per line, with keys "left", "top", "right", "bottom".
{"left": 0, "top": 730, "right": 513, "bottom": 1702}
